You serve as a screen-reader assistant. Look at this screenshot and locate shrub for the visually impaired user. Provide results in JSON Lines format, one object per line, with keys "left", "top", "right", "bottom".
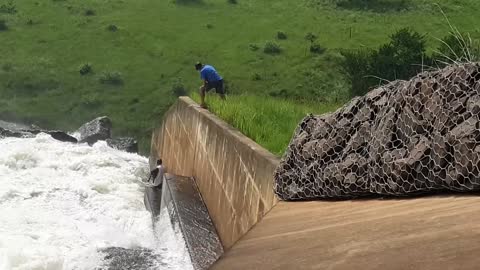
{"left": 304, "top": 32, "right": 318, "bottom": 55}
{"left": 129, "top": 98, "right": 140, "bottom": 105}
{"left": 106, "top": 24, "right": 118, "bottom": 32}
{"left": 2, "top": 63, "right": 13, "bottom": 72}
{"left": 251, "top": 73, "right": 262, "bottom": 81}
{"left": 79, "top": 63, "right": 93, "bottom": 75}
{"left": 375, "top": 28, "right": 428, "bottom": 80}
{"left": 277, "top": 31, "right": 287, "bottom": 40}
{"left": 0, "top": 2, "right": 16, "bottom": 14}
{"left": 84, "top": 9, "right": 95, "bottom": 16}
{"left": 227, "top": 0, "right": 238, "bottom": 4}
{"left": 171, "top": 78, "right": 187, "bottom": 97}
{"left": 268, "top": 89, "right": 291, "bottom": 98}
{"left": 340, "top": 49, "right": 375, "bottom": 97}
{"left": 0, "top": 19, "right": 7, "bottom": 31}
{"left": 26, "top": 19, "right": 35, "bottom": 25}
{"left": 175, "top": 0, "right": 203, "bottom": 4}
{"left": 341, "top": 27, "right": 428, "bottom": 96}
{"left": 335, "top": 0, "right": 411, "bottom": 12}
{"left": 304, "top": 32, "right": 318, "bottom": 44}
{"left": 99, "top": 71, "right": 123, "bottom": 85}
{"left": 206, "top": 23, "right": 213, "bottom": 29}
{"left": 248, "top": 43, "right": 259, "bottom": 51}
{"left": 310, "top": 43, "right": 326, "bottom": 54}
{"left": 263, "top": 41, "right": 281, "bottom": 54}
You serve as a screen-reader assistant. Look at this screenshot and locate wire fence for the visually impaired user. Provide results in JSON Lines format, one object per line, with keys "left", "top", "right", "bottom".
{"left": 274, "top": 63, "right": 480, "bottom": 200}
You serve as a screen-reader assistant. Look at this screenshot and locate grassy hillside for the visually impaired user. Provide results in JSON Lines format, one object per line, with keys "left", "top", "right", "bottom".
{"left": 191, "top": 93, "right": 340, "bottom": 155}
{"left": 0, "top": 0, "right": 479, "bottom": 153}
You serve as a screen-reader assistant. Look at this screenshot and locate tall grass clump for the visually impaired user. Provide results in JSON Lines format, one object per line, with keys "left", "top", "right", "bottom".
{"left": 190, "top": 93, "right": 340, "bottom": 155}
{"left": 433, "top": 8, "right": 480, "bottom": 65}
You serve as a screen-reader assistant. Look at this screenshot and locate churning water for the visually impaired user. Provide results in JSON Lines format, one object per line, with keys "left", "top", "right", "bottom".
{"left": 0, "top": 134, "right": 192, "bottom": 270}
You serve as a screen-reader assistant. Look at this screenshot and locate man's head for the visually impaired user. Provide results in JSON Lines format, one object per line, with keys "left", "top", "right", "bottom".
{"left": 195, "top": 62, "right": 203, "bottom": 71}
{"left": 157, "top": 159, "right": 162, "bottom": 165}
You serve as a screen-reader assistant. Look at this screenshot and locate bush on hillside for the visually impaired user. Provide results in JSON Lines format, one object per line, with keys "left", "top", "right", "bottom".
{"left": 374, "top": 28, "right": 428, "bottom": 80}
{"left": 99, "top": 71, "right": 123, "bottom": 85}
{"left": 2, "top": 63, "right": 13, "bottom": 72}
{"left": 175, "top": 0, "right": 203, "bottom": 5}
{"left": 206, "top": 23, "right": 213, "bottom": 29}
{"left": 277, "top": 31, "right": 287, "bottom": 40}
{"left": 264, "top": 41, "right": 281, "bottom": 54}
{"left": 0, "top": 2, "right": 17, "bottom": 14}
{"left": 79, "top": 63, "right": 93, "bottom": 75}
{"left": 0, "top": 19, "right": 7, "bottom": 31}
{"left": 304, "top": 32, "right": 317, "bottom": 44}
{"left": 249, "top": 43, "right": 259, "bottom": 51}
{"left": 227, "top": 0, "right": 238, "bottom": 4}
{"left": 304, "top": 32, "right": 318, "bottom": 55}
{"left": 251, "top": 73, "right": 262, "bottom": 81}
{"left": 310, "top": 43, "right": 326, "bottom": 54}
{"left": 171, "top": 78, "right": 187, "bottom": 97}
{"left": 335, "top": 0, "right": 411, "bottom": 12}
{"left": 84, "top": 9, "right": 95, "bottom": 16}
{"left": 107, "top": 24, "right": 118, "bottom": 32}
{"left": 341, "top": 27, "right": 429, "bottom": 96}
{"left": 340, "top": 49, "right": 375, "bottom": 97}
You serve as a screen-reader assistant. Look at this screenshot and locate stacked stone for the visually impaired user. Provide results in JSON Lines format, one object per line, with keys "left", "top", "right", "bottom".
{"left": 274, "top": 63, "right": 480, "bottom": 200}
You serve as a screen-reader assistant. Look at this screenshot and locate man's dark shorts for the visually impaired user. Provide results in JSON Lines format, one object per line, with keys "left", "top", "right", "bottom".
{"left": 205, "top": 80, "right": 225, "bottom": 94}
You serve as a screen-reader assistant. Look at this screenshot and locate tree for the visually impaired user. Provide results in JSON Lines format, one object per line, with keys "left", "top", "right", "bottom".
{"left": 341, "top": 28, "right": 429, "bottom": 96}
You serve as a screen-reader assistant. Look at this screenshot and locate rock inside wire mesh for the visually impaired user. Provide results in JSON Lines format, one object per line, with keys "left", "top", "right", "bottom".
{"left": 274, "top": 63, "right": 480, "bottom": 200}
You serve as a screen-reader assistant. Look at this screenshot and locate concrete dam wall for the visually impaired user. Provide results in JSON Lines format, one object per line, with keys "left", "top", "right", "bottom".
{"left": 151, "top": 97, "right": 279, "bottom": 249}
{"left": 152, "top": 96, "right": 480, "bottom": 269}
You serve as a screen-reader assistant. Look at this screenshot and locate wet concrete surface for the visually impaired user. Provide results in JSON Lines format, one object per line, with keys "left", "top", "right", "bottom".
{"left": 160, "top": 174, "right": 224, "bottom": 270}
{"left": 97, "top": 247, "right": 164, "bottom": 270}
{"left": 144, "top": 184, "right": 162, "bottom": 220}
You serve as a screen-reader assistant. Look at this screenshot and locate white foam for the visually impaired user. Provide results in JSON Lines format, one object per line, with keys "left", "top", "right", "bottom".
{"left": 0, "top": 134, "right": 191, "bottom": 270}
{"left": 154, "top": 207, "right": 194, "bottom": 270}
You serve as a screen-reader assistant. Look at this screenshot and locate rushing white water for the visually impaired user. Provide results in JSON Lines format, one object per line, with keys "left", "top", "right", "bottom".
{"left": 0, "top": 134, "right": 192, "bottom": 270}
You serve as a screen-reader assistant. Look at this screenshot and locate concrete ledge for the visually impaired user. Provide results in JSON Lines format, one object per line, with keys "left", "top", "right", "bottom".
{"left": 212, "top": 196, "right": 480, "bottom": 270}
{"left": 151, "top": 97, "right": 279, "bottom": 249}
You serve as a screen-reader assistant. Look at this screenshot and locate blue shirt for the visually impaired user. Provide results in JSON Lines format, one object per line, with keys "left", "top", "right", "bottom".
{"left": 200, "top": 65, "right": 222, "bottom": 82}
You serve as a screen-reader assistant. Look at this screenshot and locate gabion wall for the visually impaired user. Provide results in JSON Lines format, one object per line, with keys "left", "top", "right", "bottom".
{"left": 274, "top": 63, "right": 480, "bottom": 200}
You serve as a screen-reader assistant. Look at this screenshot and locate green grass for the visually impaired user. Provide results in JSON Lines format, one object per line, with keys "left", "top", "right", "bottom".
{"left": 0, "top": 0, "right": 479, "bottom": 154}
{"left": 191, "top": 93, "right": 340, "bottom": 155}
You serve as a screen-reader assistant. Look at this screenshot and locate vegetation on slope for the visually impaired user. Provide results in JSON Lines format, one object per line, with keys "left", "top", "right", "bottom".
{"left": 191, "top": 93, "right": 340, "bottom": 155}
{"left": 0, "top": 0, "right": 479, "bottom": 153}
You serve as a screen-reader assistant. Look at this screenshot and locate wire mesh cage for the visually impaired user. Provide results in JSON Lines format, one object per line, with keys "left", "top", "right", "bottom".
{"left": 274, "top": 63, "right": 480, "bottom": 200}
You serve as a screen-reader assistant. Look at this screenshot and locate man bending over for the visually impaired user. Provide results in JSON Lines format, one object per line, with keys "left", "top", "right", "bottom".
{"left": 195, "top": 62, "right": 225, "bottom": 108}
